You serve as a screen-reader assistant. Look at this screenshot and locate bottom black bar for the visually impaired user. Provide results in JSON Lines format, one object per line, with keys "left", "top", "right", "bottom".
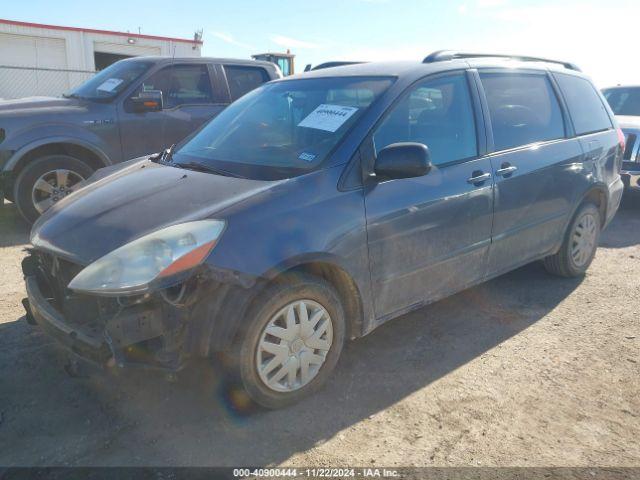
{"left": 1, "top": 468, "right": 640, "bottom": 480}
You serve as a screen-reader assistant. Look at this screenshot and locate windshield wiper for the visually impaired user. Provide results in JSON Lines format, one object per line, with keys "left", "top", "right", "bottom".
{"left": 151, "top": 144, "right": 176, "bottom": 164}
{"left": 164, "top": 143, "right": 176, "bottom": 163}
{"left": 172, "top": 161, "right": 243, "bottom": 178}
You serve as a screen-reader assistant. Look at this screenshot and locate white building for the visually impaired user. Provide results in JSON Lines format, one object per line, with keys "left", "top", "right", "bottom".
{"left": 0, "top": 18, "right": 202, "bottom": 99}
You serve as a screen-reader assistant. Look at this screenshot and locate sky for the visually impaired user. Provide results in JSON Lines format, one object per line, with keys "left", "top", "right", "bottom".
{"left": 3, "top": 0, "right": 639, "bottom": 87}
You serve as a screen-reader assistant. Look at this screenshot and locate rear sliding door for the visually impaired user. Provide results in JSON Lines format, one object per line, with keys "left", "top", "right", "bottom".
{"left": 476, "top": 70, "right": 583, "bottom": 277}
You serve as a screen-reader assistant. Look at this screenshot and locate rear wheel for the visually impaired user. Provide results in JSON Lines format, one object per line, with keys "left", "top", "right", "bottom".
{"left": 543, "top": 203, "right": 601, "bottom": 277}
{"left": 13, "top": 155, "right": 93, "bottom": 223}
{"left": 227, "top": 274, "right": 346, "bottom": 409}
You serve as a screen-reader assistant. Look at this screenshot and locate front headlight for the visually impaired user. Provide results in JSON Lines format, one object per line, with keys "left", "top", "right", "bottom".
{"left": 68, "top": 220, "right": 225, "bottom": 295}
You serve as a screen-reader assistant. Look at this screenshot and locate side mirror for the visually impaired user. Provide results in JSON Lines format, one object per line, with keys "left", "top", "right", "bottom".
{"left": 374, "top": 142, "right": 431, "bottom": 180}
{"left": 130, "top": 89, "right": 163, "bottom": 113}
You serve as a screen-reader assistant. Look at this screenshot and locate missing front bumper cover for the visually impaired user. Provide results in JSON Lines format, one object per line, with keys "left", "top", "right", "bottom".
{"left": 24, "top": 274, "right": 187, "bottom": 371}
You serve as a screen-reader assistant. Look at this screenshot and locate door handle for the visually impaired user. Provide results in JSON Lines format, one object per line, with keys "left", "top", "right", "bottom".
{"left": 496, "top": 165, "right": 518, "bottom": 177}
{"left": 467, "top": 172, "right": 491, "bottom": 184}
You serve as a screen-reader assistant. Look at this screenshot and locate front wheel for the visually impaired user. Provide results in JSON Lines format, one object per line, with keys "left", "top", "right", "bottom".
{"left": 543, "top": 203, "right": 601, "bottom": 277}
{"left": 13, "top": 155, "right": 94, "bottom": 223}
{"left": 228, "top": 274, "right": 346, "bottom": 409}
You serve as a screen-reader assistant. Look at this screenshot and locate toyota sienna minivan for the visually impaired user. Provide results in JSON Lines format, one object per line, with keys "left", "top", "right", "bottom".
{"left": 22, "top": 51, "right": 624, "bottom": 408}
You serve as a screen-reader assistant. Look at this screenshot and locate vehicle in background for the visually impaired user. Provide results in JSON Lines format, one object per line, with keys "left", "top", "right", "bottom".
{"left": 252, "top": 52, "right": 295, "bottom": 76}
{"left": 23, "top": 52, "right": 623, "bottom": 409}
{"left": 0, "top": 56, "right": 280, "bottom": 222}
{"left": 602, "top": 86, "right": 640, "bottom": 193}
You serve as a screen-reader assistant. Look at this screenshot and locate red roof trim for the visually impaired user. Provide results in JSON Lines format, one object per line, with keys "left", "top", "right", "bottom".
{"left": 0, "top": 18, "right": 203, "bottom": 45}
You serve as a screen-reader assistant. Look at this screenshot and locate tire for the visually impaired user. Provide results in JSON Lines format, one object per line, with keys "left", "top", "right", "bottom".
{"left": 543, "top": 203, "right": 601, "bottom": 277}
{"left": 13, "top": 155, "right": 94, "bottom": 223}
{"left": 226, "top": 273, "right": 346, "bottom": 409}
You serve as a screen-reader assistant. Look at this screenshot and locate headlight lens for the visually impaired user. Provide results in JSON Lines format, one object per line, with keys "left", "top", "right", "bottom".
{"left": 68, "top": 220, "right": 225, "bottom": 295}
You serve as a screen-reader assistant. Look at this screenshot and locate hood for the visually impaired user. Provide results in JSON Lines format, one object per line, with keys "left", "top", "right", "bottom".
{"left": 0, "top": 96, "right": 87, "bottom": 117}
{"left": 31, "top": 159, "right": 282, "bottom": 264}
{"left": 616, "top": 115, "right": 640, "bottom": 131}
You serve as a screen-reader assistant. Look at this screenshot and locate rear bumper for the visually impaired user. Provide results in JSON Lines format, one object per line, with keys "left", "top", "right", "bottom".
{"left": 604, "top": 176, "right": 624, "bottom": 228}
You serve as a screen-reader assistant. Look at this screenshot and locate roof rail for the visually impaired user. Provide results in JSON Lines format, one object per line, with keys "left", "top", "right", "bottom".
{"left": 422, "top": 50, "right": 581, "bottom": 71}
{"left": 304, "top": 61, "right": 365, "bottom": 72}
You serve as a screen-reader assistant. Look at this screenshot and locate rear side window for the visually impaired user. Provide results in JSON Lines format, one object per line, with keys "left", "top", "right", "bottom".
{"left": 555, "top": 74, "right": 612, "bottom": 135}
{"left": 480, "top": 72, "right": 565, "bottom": 151}
{"left": 224, "top": 66, "right": 270, "bottom": 100}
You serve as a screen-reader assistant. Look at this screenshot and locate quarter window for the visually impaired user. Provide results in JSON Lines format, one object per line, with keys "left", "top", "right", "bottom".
{"left": 373, "top": 73, "right": 477, "bottom": 166}
{"left": 556, "top": 74, "right": 613, "bottom": 135}
{"left": 138, "top": 64, "right": 214, "bottom": 108}
{"left": 224, "top": 66, "right": 270, "bottom": 101}
{"left": 480, "top": 72, "right": 565, "bottom": 151}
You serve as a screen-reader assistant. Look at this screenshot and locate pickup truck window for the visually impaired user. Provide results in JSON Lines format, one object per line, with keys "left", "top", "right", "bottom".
{"left": 224, "top": 65, "right": 271, "bottom": 101}
{"left": 65, "top": 60, "right": 152, "bottom": 101}
{"left": 138, "top": 64, "right": 214, "bottom": 108}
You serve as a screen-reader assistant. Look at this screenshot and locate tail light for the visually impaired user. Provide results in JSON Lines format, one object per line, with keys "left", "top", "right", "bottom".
{"left": 616, "top": 128, "right": 626, "bottom": 172}
{"left": 617, "top": 127, "right": 626, "bottom": 152}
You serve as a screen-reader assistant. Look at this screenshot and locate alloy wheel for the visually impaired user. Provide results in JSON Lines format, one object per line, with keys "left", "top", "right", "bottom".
{"left": 31, "top": 169, "right": 85, "bottom": 214}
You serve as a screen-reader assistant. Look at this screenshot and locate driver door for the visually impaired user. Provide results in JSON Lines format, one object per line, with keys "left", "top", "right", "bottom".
{"left": 364, "top": 72, "right": 495, "bottom": 320}
{"left": 118, "top": 63, "right": 226, "bottom": 160}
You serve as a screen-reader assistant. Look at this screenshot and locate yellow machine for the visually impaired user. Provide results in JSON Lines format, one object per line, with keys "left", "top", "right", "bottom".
{"left": 252, "top": 51, "right": 295, "bottom": 76}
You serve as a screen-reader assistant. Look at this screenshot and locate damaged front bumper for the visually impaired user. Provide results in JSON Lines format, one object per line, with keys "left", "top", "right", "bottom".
{"left": 24, "top": 275, "right": 113, "bottom": 365}
{"left": 22, "top": 250, "right": 260, "bottom": 373}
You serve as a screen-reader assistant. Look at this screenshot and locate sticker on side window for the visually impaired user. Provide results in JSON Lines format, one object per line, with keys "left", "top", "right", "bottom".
{"left": 96, "top": 78, "right": 124, "bottom": 92}
{"left": 298, "top": 104, "right": 358, "bottom": 132}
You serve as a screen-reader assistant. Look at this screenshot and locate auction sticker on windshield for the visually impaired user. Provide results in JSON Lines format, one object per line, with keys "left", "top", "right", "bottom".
{"left": 298, "top": 104, "right": 358, "bottom": 132}
{"left": 97, "top": 78, "right": 124, "bottom": 92}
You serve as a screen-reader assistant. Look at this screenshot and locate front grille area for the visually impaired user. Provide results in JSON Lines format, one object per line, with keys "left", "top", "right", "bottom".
{"left": 34, "top": 251, "right": 118, "bottom": 338}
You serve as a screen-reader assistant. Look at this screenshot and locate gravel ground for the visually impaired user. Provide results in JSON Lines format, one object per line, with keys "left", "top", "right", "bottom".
{"left": 0, "top": 197, "right": 638, "bottom": 467}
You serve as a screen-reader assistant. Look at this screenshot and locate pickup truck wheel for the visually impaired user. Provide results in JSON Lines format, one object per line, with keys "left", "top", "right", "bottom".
{"left": 227, "top": 274, "right": 346, "bottom": 409}
{"left": 543, "top": 203, "right": 601, "bottom": 277}
{"left": 14, "top": 155, "right": 93, "bottom": 223}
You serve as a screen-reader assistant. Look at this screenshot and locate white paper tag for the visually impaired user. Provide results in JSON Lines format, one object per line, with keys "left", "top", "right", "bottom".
{"left": 96, "top": 78, "right": 124, "bottom": 92}
{"left": 298, "top": 104, "right": 358, "bottom": 132}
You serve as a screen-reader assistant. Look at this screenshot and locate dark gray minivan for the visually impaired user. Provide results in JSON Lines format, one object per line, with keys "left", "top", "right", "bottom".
{"left": 22, "top": 52, "right": 624, "bottom": 408}
{"left": 0, "top": 56, "right": 280, "bottom": 222}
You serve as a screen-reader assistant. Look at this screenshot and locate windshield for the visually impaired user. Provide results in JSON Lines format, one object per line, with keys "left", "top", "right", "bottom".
{"left": 173, "top": 76, "right": 394, "bottom": 179}
{"left": 66, "top": 60, "right": 152, "bottom": 101}
{"left": 602, "top": 87, "right": 640, "bottom": 116}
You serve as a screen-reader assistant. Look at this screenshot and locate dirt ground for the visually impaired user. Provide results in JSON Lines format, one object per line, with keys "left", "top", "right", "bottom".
{"left": 0, "top": 197, "right": 638, "bottom": 468}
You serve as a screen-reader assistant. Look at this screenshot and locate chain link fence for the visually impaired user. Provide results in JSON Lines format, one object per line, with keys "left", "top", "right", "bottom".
{"left": 0, "top": 65, "right": 96, "bottom": 100}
